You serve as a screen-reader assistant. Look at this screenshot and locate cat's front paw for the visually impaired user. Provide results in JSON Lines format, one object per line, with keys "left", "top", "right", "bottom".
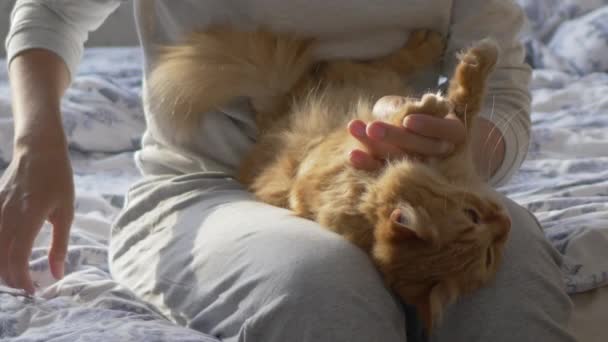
{"left": 456, "top": 39, "right": 500, "bottom": 76}
{"left": 446, "top": 38, "right": 500, "bottom": 126}
{"left": 387, "top": 93, "right": 453, "bottom": 126}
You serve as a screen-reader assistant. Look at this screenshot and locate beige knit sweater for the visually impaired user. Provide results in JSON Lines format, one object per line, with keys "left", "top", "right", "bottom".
{"left": 6, "top": 0, "right": 532, "bottom": 186}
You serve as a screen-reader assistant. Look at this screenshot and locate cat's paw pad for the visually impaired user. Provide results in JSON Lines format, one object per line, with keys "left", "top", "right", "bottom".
{"left": 409, "top": 93, "right": 452, "bottom": 119}
{"left": 387, "top": 93, "right": 452, "bottom": 125}
{"left": 457, "top": 38, "right": 500, "bottom": 76}
{"left": 405, "top": 29, "right": 445, "bottom": 62}
{"left": 418, "top": 93, "right": 452, "bottom": 116}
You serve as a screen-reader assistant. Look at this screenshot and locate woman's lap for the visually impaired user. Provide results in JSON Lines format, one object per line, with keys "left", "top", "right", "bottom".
{"left": 109, "top": 173, "right": 407, "bottom": 342}
{"left": 109, "top": 172, "right": 575, "bottom": 342}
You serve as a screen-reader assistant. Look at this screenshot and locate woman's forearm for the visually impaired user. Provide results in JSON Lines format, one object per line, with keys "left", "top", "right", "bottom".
{"left": 9, "top": 49, "right": 70, "bottom": 150}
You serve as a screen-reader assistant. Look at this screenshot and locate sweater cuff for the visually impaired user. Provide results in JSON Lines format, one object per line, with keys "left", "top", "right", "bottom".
{"left": 5, "top": 5, "right": 84, "bottom": 80}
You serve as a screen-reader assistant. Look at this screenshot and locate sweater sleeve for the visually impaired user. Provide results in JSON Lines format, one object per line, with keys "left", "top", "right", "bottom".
{"left": 442, "top": 0, "right": 532, "bottom": 187}
{"left": 5, "top": 0, "right": 125, "bottom": 80}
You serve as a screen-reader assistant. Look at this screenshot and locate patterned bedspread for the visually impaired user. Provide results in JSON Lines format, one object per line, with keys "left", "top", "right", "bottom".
{"left": 506, "top": 0, "right": 608, "bottom": 293}
{"left": 1, "top": 1, "right": 608, "bottom": 339}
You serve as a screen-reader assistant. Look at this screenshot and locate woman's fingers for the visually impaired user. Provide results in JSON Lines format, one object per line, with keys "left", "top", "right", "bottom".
{"left": 0, "top": 147, "right": 75, "bottom": 293}
{"left": 349, "top": 149, "right": 383, "bottom": 171}
{"left": 403, "top": 113, "right": 466, "bottom": 144}
{"left": 48, "top": 206, "right": 73, "bottom": 280}
{"left": 348, "top": 96, "right": 468, "bottom": 171}
{"left": 0, "top": 212, "right": 14, "bottom": 287}
{"left": 348, "top": 120, "right": 404, "bottom": 160}
{"left": 350, "top": 119, "right": 453, "bottom": 159}
{"left": 367, "top": 121, "right": 454, "bottom": 156}
{"left": 9, "top": 205, "right": 45, "bottom": 294}
{"left": 373, "top": 95, "right": 467, "bottom": 145}
{"left": 0, "top": 203, "right": 71, "bottom": 293}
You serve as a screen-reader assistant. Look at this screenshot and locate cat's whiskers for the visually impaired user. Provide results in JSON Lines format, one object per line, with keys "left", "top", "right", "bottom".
{"left": 186, "top": 95, "right": 194, "bottom": 122}
{"left": 171, "top": 85, "right": 183, "bottom": 113}
{"left": 483, "top": 102, "right": 529, "bottom": 179}
{"left": 459, "top": 182, "right": 468, "bottom": 207}
{"left": 172, "top": 88, "right": 186, "bottom": 118}
{"left": 442, "top": 187, "right": 448, "bottom": 212}
{"left": 483, "top": 103, "right": 510, "bottom": 165}
{"left": 171, "top": 89, "right": 181, "bottom": 121}
{"left": 460, "top": 103, "right": 477, "bottom": 206}
{"left": 481, "top": 95, "right": 497, "bottom": 150}
{"left": 453, "top": 99, "right": 470, "bottom": 203}
{"left": 463, "top": 103, "right": 468, "bottom": 141}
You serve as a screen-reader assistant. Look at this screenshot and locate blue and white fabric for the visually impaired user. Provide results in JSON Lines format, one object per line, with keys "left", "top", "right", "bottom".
{"left": 519, "top": 0, "right": 608, "bottom": 74}
{"left": 1, "top": 1, "right": 608, "bottom": 337}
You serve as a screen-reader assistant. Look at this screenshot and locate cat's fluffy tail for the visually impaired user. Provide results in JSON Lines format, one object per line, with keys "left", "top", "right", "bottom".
{"left": 147, "top": 28, "right": 316, "bottom": 132}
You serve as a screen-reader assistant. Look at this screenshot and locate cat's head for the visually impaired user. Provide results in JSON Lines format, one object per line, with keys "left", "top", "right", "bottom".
{"left": 361, "top": 161, "right": 511, "bottom": 330}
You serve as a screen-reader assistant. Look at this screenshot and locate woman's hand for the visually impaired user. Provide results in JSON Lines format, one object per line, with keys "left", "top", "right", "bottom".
{"left": 0, "top": 138, "right": 74, "bottom": 294}
{"left": 1, "top": 49, "right": 73, "bottom": 294}
{"left": 348, "top": 96, "right": 467, "bottom": 171}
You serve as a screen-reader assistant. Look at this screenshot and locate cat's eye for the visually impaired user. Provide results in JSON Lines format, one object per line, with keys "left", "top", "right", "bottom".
{"left": 464, "top": 208, "right": 480, "bottom": 224}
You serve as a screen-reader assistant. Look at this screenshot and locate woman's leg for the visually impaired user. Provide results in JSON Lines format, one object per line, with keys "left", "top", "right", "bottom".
{"left": 109, "top": 173, "right": 407, "bottom": 342}
{"left": 431, "top": 193, "right": 577, "bottom": 342}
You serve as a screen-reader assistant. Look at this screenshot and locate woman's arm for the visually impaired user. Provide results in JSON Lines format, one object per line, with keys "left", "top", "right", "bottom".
{"left": 6, "top": 0, "right": 124, "bottom": 80}
{"left": 473, "top": 117, "right": 506, "bottom": 182}
{"left": 444, "top": 0, "right": 532, "bottom": 186}
{"left": 0, "top": 49, "right": 73, "bottom": 294}
{"left": 0, "top": 0, "right": 124, "bottom": 293}
{"left": 11, "top": 50, "right": 69, "bottom": 149}
{"left": 349, "top": 1, "right": 531, "bottom": 187}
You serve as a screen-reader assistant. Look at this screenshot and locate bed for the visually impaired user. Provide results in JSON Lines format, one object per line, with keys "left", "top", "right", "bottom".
{"left": 0, "top": 2, "right": 607, "bottom": 341}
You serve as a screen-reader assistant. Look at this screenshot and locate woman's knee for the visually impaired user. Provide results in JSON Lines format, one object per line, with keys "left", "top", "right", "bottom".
{"left": 233, "top": 224, "right": 407, "bottom": 341}
{"left": 500, "top": 194, "right": 564, "bottom": 275}
{"left": 244, "top": 223, "right": 390, "bottom": 300}
{"left": 111, "top": 195, "right": 407, "bottom": 340}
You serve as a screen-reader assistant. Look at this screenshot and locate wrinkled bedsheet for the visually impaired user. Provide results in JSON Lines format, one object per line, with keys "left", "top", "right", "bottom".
{"left": 1, "top": 1, "right": 608, "bottom": 339}
{"left": 507, "top": 0, "right": 608, "bottom": 293}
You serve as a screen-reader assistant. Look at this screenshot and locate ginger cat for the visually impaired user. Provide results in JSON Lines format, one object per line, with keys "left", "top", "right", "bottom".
{"left": 148, "top": 28, "right": 512, "bottom": 330}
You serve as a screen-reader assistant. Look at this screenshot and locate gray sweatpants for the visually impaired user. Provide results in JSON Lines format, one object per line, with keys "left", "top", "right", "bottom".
{"left": 109, "top": 172, "right": 577, "bottom": 342}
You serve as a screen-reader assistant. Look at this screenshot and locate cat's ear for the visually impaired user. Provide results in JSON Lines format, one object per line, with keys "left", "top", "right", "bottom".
{"left": 388, "top": 208, "right": 419, "bottom": 240}
{"left": 389, "top": 207, "right": 439, "bottom": 245}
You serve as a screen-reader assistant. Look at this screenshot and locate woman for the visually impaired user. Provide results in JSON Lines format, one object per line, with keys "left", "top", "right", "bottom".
{"left": 0, "top": 1, "right": 576, "bottom": 341}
